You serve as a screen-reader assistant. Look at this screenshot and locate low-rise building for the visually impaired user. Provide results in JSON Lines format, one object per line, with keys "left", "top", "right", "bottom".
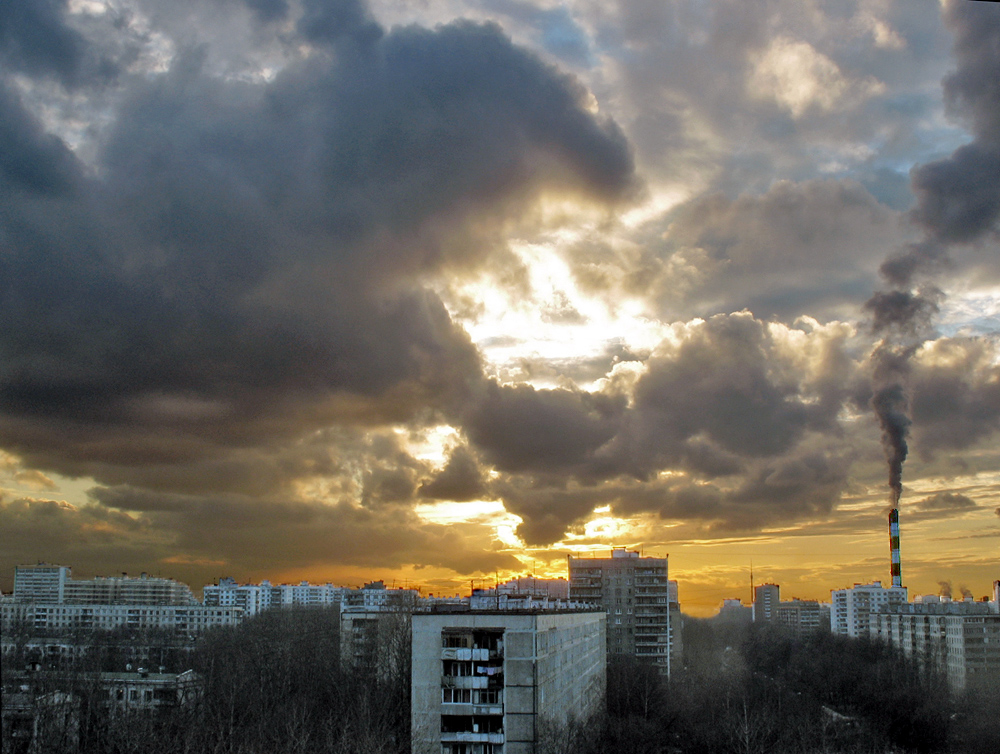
{"left": 411, "top": 608, "right": 606, "bottom": 754}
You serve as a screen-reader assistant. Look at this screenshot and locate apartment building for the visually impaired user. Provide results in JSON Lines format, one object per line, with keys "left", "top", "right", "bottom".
{"left": 13, "top": 564, "right": 196, "bottom": 606}
{"left": 1, "top": 602, "right": 243, "bottom": 634}
{"left": 203, "top": 577, "right": 350, "bottom": 616}
{"left": 411, "top": 608, "right": 605, "bottom": 754}
{"left": 568, "top": 549, "right": 672, "bottom": 675}
{"left": 12, "top": 565, "right": 71, "bottom": 604}
{"left": 830, "top": 581, "right": 908, "bottom": 638}
{"left": 753, "top": 584, "right": 780, "bottom": 622}
{"left": 871, "top": 600, "right": 1000, "bottom": 691}
{"left": 775, "top": 599, "right": 822, "bottom": 638}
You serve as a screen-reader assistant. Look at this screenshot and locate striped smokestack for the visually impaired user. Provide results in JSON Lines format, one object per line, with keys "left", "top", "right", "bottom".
{"left": 888, "top": 508, "right": 902, "bottom": 588}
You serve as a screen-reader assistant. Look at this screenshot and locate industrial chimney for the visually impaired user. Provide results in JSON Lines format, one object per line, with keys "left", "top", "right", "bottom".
{"left": 888, "top": 508, "right": 902, "bottom": 588}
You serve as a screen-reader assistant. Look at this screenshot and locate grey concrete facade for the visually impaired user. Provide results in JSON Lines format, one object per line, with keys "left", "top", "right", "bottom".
{"left": 568, "top": 549, "right": 672, "bottom": 675}
{"left": 411, "top": 610, "right": 605, "bottom": 754}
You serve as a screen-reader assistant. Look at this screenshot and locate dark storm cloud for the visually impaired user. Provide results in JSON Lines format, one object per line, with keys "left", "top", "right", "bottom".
{"left": 85, "top": 484, "right": 521, "bottom": 577}
{"left": 419, "top": 446, "right": 489, "bottom": 502}
{"left": 492, "top": 435, "right": 852, "bottom": 545}
{"left": 474, "top": 313, "right": 858, "bottom": 543}
{"left": 465, "top": 382, "right": 626, "bottom": 475}
{"left": 914, "top": 492, "right": 976, "bottom": 511}
{"left": 910, "top": 144, "right": 1000, "bottom": 243}
{"left": 909, "top": 336, "right": 1000, "bottom": 454}
{"left": 653, "top": 179, "right": 898, "bottom": 321}
{"left": 0, "top": 83, "right": 82, "bottom": 195}
{"left": 0, "top": 4, "right": 635, "bottom": 482}
{"left": 245, "top": 0, "right": 290, "bottom": 24}
{"left": 0, "top": 0, "right": 85, "bottom": 82}
{"left": 910, "top": 1, "right": 1000, "bottom": 245}
{"left": 627, "top": 314, "right": 843, "bottom": 468}
{"left": 298, "top": 0, "right": 382, "bottom": 46}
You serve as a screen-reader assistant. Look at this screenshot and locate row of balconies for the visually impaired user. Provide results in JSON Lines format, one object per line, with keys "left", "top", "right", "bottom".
{"left": 440, "top": 703, "right": 504, "bottom": 717}
{"left": 441, "top": 647, "right": 499, "bottom": 661}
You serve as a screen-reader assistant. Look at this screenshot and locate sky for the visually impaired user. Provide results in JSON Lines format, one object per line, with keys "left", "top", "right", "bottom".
{"left": 1, "top": 0, "right": 999, "bottom": 616}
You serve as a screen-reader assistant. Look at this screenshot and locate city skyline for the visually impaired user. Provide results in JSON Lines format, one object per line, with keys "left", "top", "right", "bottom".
{"left": 2, "top": 1, "right": 999, "bottom": 616}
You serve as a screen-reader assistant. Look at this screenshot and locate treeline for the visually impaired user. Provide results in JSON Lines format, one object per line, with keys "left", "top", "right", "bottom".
{"left": 546, "top": 619, "right": 1000, "bottom": 754}
{"left": 3, "top": 607, "right": 411, "bottom": 754}
{"left": 5, "top": 611, "right": 999, "bottom": 753}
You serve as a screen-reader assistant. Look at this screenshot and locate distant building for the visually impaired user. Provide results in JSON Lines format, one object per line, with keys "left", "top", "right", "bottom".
{"left": 411, "top": 608, "right": 605, "bottom": 754}
{"left": 342, "top": 581, "right": 420, "bottom": 611}
{"left": 830, "top": 581, "right": 908, "bottom": 638}
{"left": 774, "top": 599, "right": 821, "bottom": 638}
{"left": 13, "top": 565, "right": 71, "bottom": 604}
{"left": 203, "top": 577, "right": 348, "bottom": 616}
{"left": 1, "top": 602, "right": 242, "bottom": 634}
{"left": 568, "top": 548, "right": 672, "bottom": 675}
{"left": 14, "top": 564, "right": 196, "bottom": 606}
{"left": 753, "top": 584, "right": 779, "bottom": 622}
{"left": 716, "top": 599, "right": 752, "bottom": 624}
{"left": 65, "top": 574, "right": 196, "bottom": 606}
{"left": 871, "top": 600, "right": 1000, "bottom": 691}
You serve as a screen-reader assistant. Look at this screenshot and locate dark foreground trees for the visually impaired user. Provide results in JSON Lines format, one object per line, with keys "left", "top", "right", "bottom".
{"left": 5, "top": 612, "right": 996, "bottom": 754}
{"left": 544, "top": 619, "right": 989, "bottom": 754}
{"left": 3, "top": 607, "right": 411, "bottom": 754}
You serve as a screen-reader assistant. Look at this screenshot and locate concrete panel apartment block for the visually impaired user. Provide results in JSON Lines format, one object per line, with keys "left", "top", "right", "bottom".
{"left": 411, "top": 609, "right": 606, "bottom": 754}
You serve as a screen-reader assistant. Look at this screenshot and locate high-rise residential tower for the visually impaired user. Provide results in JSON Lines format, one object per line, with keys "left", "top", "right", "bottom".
{"left": 568, "top": 548, "right": 671, "bottom": 675}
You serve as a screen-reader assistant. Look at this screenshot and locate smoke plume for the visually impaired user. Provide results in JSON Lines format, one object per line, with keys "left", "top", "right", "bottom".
{"left": 865, "top": 289, "right": 939, "bottom": 505}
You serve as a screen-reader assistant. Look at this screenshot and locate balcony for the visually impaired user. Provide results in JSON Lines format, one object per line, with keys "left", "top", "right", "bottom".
{"left": 441, "top": 733, "right": 505, "bottom": 744}
{"left": 442, "top": 676, "right": 488, "bottom": 689}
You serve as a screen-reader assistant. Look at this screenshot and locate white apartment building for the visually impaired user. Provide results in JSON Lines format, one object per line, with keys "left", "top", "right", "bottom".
{"left": 1, "top": 602, "right": 243, "bottom": 634}
{"left": 13, "top": 565, "right": 71, "bottom": 603}
{"left": 202, "top": 577, "right": 350, "bottom": 616}
{"left": 830, "top": 581, "right": 908, "bottom": 638}
{"left": 411, "top": 609, "right": 606, "bottom": 754}
{"left": 13, "top": 564, "right": 196, "bottom": 606}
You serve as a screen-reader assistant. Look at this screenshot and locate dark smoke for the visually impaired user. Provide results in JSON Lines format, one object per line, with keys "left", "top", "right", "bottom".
{"left": 870, "top": 380, "right": 909, "bottom": 505}
{"left": 938, "top": 580, "right": 952, "bottom": 599}
{"left": 864, "top": 289, "right": 939, "bottom": 505}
